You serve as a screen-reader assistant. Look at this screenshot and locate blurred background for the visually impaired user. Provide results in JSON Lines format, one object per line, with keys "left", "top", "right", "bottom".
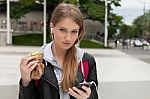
{"left": 0, "top": 0, "right": 122, "bottom": 48}
{"left": 1, "top": 0, "right": 150, "bottom": 99}
{"left": 1, "top": 0, "right": 150, "bottom": 49}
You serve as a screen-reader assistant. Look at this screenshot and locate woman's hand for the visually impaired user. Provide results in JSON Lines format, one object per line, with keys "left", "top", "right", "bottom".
{"left": 20, "top": 55, "right": 38, "bottom": 86}
{"left": 68, "top": 86, "right": 91, "bottom": 99}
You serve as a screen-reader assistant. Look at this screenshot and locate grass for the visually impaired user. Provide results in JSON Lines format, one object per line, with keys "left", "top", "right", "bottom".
{"left": 12, "top": 34, "right": 51, "bottom": 46}
{"left": 12, "top": 34, "right": 110, "bottom": 48}
{"left": 80, "top": 40, "right": 105, "bottom": 48}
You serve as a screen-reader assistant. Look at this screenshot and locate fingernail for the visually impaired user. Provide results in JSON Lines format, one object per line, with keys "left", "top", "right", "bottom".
{"left": 73, "top": 87, "right": 76, "bottom": 89}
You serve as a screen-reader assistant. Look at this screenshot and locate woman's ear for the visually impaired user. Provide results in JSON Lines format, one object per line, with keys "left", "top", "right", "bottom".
{"left": 50, "top": 22, "right": 54, "bottom": 40}
{"left": 50, "top": 22, "right": 54, "bottom": 34}
{"left": 51, "top": 28, "right": 54, "bottom": 33}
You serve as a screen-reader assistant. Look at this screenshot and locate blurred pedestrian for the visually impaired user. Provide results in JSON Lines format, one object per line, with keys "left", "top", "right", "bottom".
{"left": 122, "top": 39, "right": 127, "bottom": 50}
{"left": 114, "top": 39, "right": 118, "bottom": 48}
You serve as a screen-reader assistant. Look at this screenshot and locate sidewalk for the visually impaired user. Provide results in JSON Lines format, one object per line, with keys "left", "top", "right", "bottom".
{"left": 0, "top": 46, "right": 150, "bottom": 99}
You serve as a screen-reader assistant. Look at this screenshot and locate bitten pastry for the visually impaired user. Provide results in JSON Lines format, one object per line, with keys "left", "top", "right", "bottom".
{"left": 30, "top": 51, "right": 44, "bottom": 80}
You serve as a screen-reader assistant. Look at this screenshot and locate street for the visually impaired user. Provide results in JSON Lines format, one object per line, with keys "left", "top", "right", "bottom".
{"left": 110, "top": 43, "right": 150, "bottom": 64}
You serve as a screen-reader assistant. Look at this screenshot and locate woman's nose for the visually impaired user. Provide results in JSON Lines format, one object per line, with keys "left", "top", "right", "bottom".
{"left": 65, "top": 33, "right": 72, "bottom": 41}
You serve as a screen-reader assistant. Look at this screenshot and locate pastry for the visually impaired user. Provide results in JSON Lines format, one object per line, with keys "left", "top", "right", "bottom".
{"left": 30, "top": 51, "right": 44, "bottom": 80}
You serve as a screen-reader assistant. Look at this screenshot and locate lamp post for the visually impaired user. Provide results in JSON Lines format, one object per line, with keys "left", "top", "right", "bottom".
{"left": 7, "top": 0, "right": 10, "bottom": 45}
{"left": 104, "top": 0, "right": 108, "bottom": 47}
{"left": 35, "top": 0, "right": 46, "bottom": 45}
{"left": 76, "top": 0, "right": 79, "bottom": 7}
{"left": 43, "top": 0, "right": 46, "bottom": 45}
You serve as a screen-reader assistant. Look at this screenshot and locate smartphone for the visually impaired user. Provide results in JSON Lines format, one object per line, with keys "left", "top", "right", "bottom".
{"left": 76, "top": 82, "right": 92, "bottom": 91}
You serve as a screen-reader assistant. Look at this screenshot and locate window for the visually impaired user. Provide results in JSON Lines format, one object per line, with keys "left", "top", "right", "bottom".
{"left": 0, "top": 20, "right": 6, "bottom": 29}
{"left": 18, "top": 21, "right": 27, "bottom": 31}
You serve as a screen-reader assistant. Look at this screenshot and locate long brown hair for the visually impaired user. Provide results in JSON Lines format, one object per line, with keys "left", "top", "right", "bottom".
{"left": 50, "top": 3, "right": 85, "bottom": 92}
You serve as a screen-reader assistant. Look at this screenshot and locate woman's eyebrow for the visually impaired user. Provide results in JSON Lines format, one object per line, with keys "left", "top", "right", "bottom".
{"left": 58, "top": 26, "right": 66, "bottom": 29}
{"left": 58, "top": 26, "right": 79, "bottom": 30}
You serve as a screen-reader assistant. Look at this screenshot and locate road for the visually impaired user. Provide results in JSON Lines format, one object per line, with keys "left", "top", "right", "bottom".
{"left": 110, "top": 43, "right": 150, "bottom": 64}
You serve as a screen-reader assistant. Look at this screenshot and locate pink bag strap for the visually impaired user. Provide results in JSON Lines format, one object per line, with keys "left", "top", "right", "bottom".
{"left": 81, "top": 60, "right": 89, "bottom": 81}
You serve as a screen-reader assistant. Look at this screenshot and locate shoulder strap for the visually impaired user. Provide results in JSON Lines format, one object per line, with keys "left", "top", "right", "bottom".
{"left": 81, "top": 60, "right": 89, "bottom": 81}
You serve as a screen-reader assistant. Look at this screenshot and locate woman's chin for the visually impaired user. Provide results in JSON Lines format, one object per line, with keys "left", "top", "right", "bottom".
{"left": 61, "top": 43, "right": 73, "bottom": 49}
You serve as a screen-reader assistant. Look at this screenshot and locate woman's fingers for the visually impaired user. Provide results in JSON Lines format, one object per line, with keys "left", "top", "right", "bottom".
{"left": 26, "top": 60, "right": 38, "bottom": 69}
{"left": 28, "top": 62, "right": 38, "bottom": 72}
{"left": 68, "top": 88, "right": 81, "bottom": 98}
{"left": 20, "top": 55, "right": 35, "bottom": 68}
{"left": 68, "top": 86, "right": 91, "bottom": 99}
{"left": 82, "top": 86, "right": 91, "bottom": 94}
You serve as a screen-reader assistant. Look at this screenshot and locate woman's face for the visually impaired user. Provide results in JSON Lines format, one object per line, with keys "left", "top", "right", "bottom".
{"left": 52, "top": 17, "right": 80, "bottom": 50}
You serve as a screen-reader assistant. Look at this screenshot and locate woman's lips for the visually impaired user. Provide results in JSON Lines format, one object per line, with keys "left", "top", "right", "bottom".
{"left": 63, "top": 42, "right": 71, "bottom": 45}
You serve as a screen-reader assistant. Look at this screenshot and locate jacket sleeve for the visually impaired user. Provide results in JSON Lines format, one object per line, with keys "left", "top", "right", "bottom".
{"left": 19, "top": 79, "right": 36, "bottom": 99}
{"left": 86, "top": 54, "right": 98, "bottom": 99}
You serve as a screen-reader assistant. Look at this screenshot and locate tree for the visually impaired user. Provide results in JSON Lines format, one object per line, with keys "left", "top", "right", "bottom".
{"left": 108, "top": 13, "right": 123, "bottom": 38}
{"left": 10, "top": 0, "right": 121, "bottom": 22}
{"left": 82, "top": 2, "right": 105, "bottom": 22}
{"left": 132, "top": 10, "right": 150, "bottom": 38}
{"left": 120, "top": 24, "right": 137, "bottom": 39}
{"left": 10, "top": 0, "right": 43, "bottom": 20}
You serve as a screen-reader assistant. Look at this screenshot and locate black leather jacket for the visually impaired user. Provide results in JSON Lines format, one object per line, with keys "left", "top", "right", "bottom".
{"left": 19, "top": 53, "right": 98, "bottom": 99}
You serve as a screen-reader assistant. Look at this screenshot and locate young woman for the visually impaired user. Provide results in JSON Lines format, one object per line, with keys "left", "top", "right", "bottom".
{"left": 19, "top": 3, "right": 98, "bottom": 99}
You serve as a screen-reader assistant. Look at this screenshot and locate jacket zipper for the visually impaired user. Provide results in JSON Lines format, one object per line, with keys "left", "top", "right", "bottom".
{"left": 41, "top": 77, "right": 60, "bottom": 93}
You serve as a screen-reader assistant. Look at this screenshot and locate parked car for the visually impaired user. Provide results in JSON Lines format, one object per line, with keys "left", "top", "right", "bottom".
{"left": 142, "top": 40, "right": 149, "bottom": 46}
{"left": 134, "top": 39, "right": 143, "bottom": 47}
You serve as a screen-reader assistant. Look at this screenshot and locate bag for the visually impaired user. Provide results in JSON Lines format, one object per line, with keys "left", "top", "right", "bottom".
{"left": 34, "top": 60, "right": 89, "bottom": 88}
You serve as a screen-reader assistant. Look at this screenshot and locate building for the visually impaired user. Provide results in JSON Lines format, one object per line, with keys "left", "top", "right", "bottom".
{"left": 0, "top": 1, "right": 44, "bottom": 35}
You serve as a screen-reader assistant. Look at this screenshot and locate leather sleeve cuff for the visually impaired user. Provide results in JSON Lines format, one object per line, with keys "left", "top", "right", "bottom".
{"left": 19, "top": 78, "right": 34, "bottom": 97}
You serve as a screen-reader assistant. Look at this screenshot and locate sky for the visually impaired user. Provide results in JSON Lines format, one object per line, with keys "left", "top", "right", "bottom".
{"left": 112, "top": 0, "right": 150, "bottom": 25}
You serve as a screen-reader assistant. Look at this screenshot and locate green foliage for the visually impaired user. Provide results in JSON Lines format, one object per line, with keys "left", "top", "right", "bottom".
{"left": 63, "top": 0, "right": 78, "bottom": 4}
{"left": 108, "top": 13, "right": 123, "bottom": 38}
{"left": 109, "top": 0, "right": 121, "bottom": 7}
{"left": 20, "top": 0, "right": 35, "bottom": 6}
{"left": 119, "top": 24, "right": 136, "bottom": 39}
{"left": 83, "top": 2, "right": 105, "bottom": 22}
{"left": 132, "top": 10, "right": 150, "bottom": 38}
{"left": 10, "top": 0, "right": 39, "bottom": 20}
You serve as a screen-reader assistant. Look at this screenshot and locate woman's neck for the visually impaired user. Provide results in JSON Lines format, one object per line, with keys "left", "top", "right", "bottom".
{"left": 52, "top": 42, "right": 67, "bottom": 65}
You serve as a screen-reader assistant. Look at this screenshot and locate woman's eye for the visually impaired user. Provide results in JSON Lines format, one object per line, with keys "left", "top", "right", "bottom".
{"left": 59, "top": 29, "right": 66, "bottom": 32}
{"left": 71, "top": 31, "right": 78, "bottom": 34}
